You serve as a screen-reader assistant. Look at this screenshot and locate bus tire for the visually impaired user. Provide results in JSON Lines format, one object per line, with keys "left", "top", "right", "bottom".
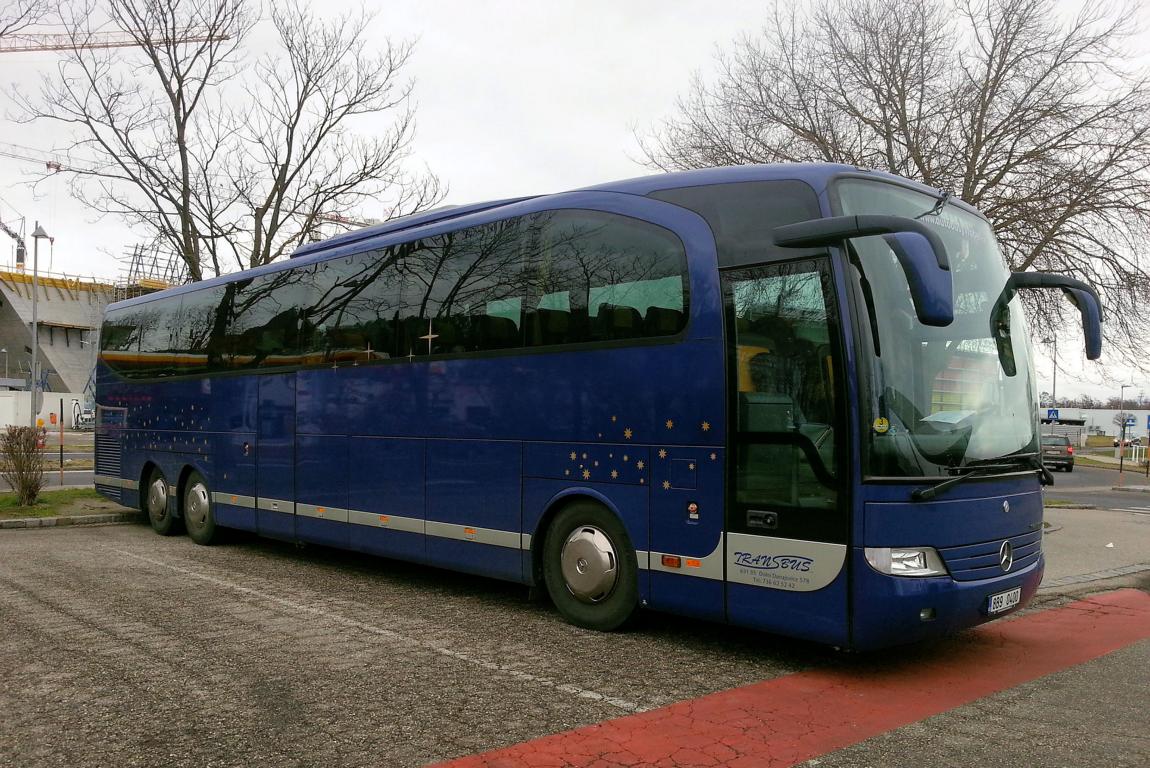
{"left": 144, "top": 467, "right": 178, "bottom": 536}
{"left": 182, "top": 471, "right": 218, "bottom": 546}
{"left": 542, "top": 502, "right": 638, "bottom": 631}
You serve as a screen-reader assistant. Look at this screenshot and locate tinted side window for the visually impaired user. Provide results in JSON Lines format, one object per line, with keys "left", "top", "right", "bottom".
{"left": 650, "top": 180, "right": 823, "bottom": 268}
{"left": 527, "top": 210, "right": 687, "bottom": 346}
{"left": 222, "top": 270, "right": 311, "bottom": 369}
{"left": 101, "top": 300, "right": 178, "bottom": 377}
{"left": 398, "top": 220, "right": 530, "bottom": 357}
{"left": 300, "top": 249, "right": 404, "bottom": 364}
{"left": 171, "top": 285, "right": 229, "bottom": 375}
{"left": 100, "top": 306, "right": 143, "bottom": 376}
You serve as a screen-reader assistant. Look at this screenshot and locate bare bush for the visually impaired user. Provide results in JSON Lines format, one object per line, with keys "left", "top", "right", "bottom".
{"left": 1, "top": 426, "right": 45, "bottom": 506}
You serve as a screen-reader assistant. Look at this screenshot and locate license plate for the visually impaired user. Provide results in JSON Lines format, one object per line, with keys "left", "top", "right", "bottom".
{"left": 987, "top": 587, "right": 1022, "bottom": 614}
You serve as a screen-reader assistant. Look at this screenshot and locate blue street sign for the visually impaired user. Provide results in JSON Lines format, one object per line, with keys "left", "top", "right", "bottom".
{"left": 1125, "top": 416, "right": 1136, "bottom": 427}
{"left": 1046, "top": 408, "right": 1059, "bottom": 420}
{"left": 1147, "top": 414, "right": 1150, "bottom": 430}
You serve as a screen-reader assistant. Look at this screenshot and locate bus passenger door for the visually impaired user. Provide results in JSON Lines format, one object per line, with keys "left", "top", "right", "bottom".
{"left": 256, "top": 373, "right": 296, "bottom": 540}
{"left": 722, "top": 259, "right": 850, "bottom": 647}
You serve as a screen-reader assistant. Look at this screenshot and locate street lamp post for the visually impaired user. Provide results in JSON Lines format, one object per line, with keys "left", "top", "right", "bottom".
{"left": 1119, "top": 383, "right": 1132, "bottom": 480}
{"left": 29, "top": 222, "right": 48, "bottom": 429}
{"left": 1041, "top": 336, "right": 1057, "bottom": 408}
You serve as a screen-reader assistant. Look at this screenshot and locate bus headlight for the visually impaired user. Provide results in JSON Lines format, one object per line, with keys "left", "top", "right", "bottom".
{"left": 865, "top": 547, "right": 948, "bottom": 577}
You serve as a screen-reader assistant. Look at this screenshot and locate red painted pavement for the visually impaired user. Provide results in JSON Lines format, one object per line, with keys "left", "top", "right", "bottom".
{"left": 433, "top": 589, "right": 1150, "bottom": 768}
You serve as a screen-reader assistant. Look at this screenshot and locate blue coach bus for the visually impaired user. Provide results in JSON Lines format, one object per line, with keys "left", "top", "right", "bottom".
{"left": 94, "top": 164, "right": 1102, "bottom": 650}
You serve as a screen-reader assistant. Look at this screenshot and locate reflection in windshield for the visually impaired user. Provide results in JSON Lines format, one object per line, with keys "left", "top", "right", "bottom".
{"left": 837, "top": 179, "right": 1037, "bottom": 478}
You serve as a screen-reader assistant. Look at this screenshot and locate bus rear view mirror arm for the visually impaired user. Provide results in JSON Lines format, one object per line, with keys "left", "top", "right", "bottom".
{"left": 1000, "top": 272, "right": 1103, "bottom": 360}
{"left": 772, "top": 215, "right": 954, "bottom": 327}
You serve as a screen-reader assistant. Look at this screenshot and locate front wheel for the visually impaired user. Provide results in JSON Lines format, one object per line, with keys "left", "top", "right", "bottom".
{"left": 182, "top": 471, "right": 218, "bottom": 546}
{"left": 542, "top": 502, "right": 638, "bottom": 631}
{"left": 1066, "top": 464, "right": 1074, "bottom": 473}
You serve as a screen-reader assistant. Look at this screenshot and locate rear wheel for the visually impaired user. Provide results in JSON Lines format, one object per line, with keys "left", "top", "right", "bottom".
{"left": 542, "top": 501, "right": 638, "bottom": 631}
{"left": 143, "top": 467, "right": 178, "bottom": 536}
{"left": 182, "top": 471, "right": 218, "bottom": 546}
{"left": 1066, "top": 464, "right": 1074, "bottom": 473}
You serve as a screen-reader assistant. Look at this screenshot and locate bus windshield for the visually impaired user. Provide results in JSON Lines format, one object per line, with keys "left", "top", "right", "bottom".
{"left": 836, "top": 178, "right": 1037, "bottom": 478}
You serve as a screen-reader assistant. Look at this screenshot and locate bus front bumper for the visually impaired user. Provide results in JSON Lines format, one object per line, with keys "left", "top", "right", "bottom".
{"left": 849, "top": 548, "right": 1044, "bottom": 651}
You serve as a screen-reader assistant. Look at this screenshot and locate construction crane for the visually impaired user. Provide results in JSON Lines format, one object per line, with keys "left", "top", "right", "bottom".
{"left": 0, "top": 218, "right": 28, "bottom": 266}
{"left": 0, "top": 30, "right": 230, "bottom": 54}
{"left": 0, "top": 141, "right": 76, "bottom": 174}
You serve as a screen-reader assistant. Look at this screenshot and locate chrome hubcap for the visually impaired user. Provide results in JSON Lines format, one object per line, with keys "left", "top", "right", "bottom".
{"left": 185, "top": 482, "right": 210, "bottom": 529}
{"left": 147, "top": 478, "right": 168, "bottom": 520}
{"left": 560, "top": 525, "right": 618, "bottom": 603}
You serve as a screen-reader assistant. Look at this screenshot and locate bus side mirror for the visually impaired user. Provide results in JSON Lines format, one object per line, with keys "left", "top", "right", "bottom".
{"left": 773, "top": 215, "right": 953, "bottom": 327}
{"left": 1003, "top": 272, "right": 1103, "bottom": 360}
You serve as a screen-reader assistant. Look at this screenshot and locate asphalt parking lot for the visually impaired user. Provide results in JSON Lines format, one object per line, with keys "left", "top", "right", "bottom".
{"left": 1, "top": 520, "right": 1147, "bottom": 768}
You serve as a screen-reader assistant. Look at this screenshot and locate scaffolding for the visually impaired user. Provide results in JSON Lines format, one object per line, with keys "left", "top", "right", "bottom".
{"left": 113, "top": 242, "right": 188, "bottom": 302}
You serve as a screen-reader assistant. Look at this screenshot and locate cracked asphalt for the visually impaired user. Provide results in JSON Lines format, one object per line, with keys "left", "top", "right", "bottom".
{"left": 1, "top": 521, "right": 1146, "bottom": 767}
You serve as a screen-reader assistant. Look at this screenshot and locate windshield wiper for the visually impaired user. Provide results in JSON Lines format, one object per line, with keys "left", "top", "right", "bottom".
{"left": 910, "top": 461, "right": 1029, "bottom": 502}
{"left": 914, "top": 189, "right": 951, "bottom": 220}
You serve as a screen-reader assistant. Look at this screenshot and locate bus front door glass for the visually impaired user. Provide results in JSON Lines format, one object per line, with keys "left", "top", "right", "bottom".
{"left": 724, "top": 259, "right": 844, "bottom": 541}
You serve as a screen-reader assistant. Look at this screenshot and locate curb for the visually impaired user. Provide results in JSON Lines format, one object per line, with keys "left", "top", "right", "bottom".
{"left": 0, "top": 511, "right": 141, "bottom": 530}
{"left": 1111, "top": 485, "right": 1150, "bottom": 493}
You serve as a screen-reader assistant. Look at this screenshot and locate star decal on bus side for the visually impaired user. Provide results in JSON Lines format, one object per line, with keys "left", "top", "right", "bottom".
{"left": 623, "top": 428, "right": 632, "bottom": 439}
{"left": 665, "top": 419, "right": 674, "bottom": 429}
{"left": 419, "top": 319, "right": 439, "bottom": 354}
{"left": 582, "top": 469, "right": 591, "bottom": 480}
{"left": 701, "top": 421, "right": 711, "bottom": 432}
{"left": 658, "top": 449, "right": 668, "bottom": 459}
{"left": 662, "top": 480, "right": 671, "bottom": 490}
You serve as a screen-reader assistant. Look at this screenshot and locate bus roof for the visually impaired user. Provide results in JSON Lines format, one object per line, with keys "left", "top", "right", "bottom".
{"left": 290, "top": 196, "right": 538, "bottom": 259}
{"left": 107, "top": 163, "right": 958, "bottom": 312}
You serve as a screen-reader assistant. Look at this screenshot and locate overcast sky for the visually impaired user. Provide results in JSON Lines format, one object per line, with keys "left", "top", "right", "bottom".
{"left": 0, "top": 0, "right": 1142, "bottom": 399}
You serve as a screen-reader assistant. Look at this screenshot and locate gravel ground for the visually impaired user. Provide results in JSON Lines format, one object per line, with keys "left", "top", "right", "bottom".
{"left": 0, "top": 523, "right": 821, "bottom": 767}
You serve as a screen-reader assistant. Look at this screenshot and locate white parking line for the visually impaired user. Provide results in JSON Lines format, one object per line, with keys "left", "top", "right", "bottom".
{"left": 111, "top": 548, "right": 647, "bottom": 713}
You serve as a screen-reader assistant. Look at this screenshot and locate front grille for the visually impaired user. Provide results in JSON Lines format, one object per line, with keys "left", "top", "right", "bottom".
{"left": 939, "top": 529, "right": 1042, "bottom": 581}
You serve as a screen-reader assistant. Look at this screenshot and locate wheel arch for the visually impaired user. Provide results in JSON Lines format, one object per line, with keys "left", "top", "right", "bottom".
{"left": 137, "top": 460, "right": 163, "bottom": 513}
{"left": 176, "top": 462, "right": 210, "bottom": 511}
{"left": 529, "top": 487, "right": 634, "bottom": 587}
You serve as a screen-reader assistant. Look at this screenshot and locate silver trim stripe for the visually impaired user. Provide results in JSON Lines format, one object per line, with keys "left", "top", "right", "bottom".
{"left": 193, "top": 491, "right": 739, "bottom": 584}
{"left": 257, "top": 497, "right": 294, "bottom": 513}
{"left": 425, "top": 520, "right": 520, "bottom": 549}
{"left": 93, "top": 475, "right": 138, "bottom": 491}
{"left": 212, "top": 492, "right": 256, "bottom": 509}
{"left": 297, "top": 502, "right": 349, "bottom": 524}
{"left": 348, "top": 509, "right": 424, "bottom": 534}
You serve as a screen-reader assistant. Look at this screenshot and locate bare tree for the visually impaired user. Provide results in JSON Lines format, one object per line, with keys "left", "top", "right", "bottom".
{"left": 15, "top": 0, "right": 441, "bottom": 280}
{"left": 14, "top": 0, "right": 249, "bottom": 280}
{"left": 0, "top": 0, "right": 50, "bottom": 41}
{"left": 227, "top": 1, "right": 442, "bottom": 270}
{"left": 642, "top": 0, "right": 1150, "bottom": 366}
